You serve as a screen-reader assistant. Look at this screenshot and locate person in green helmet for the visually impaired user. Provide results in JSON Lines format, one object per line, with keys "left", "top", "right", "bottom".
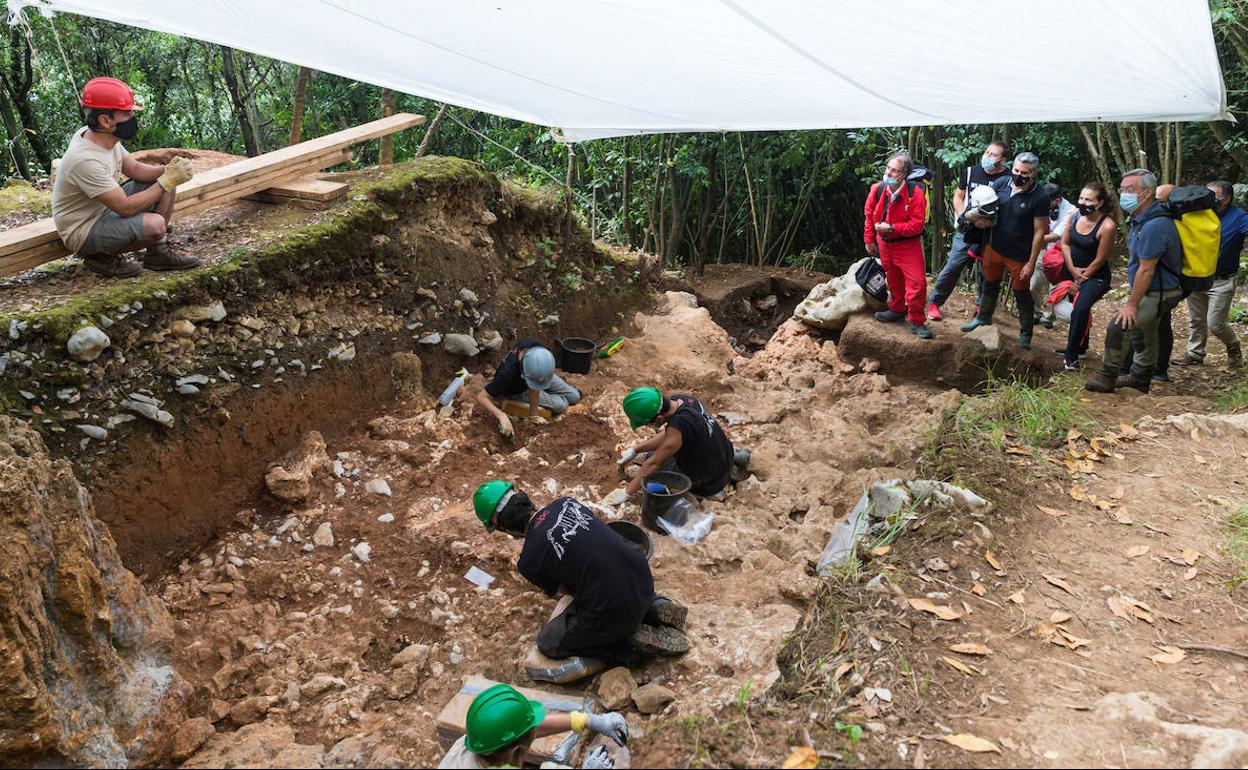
{"left": 607, "top": 387, "right": 750, "bottom": 505}
{"left": 437, "top": 682, "right": 626, "bottom": 769}
{"left": 473, "top": 481, "right": 690, "bottom": 659}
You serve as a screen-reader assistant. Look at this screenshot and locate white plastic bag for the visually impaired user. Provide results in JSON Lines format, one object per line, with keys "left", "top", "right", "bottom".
{"left": 655, "top": 498, "right": 713, "bottom": 545}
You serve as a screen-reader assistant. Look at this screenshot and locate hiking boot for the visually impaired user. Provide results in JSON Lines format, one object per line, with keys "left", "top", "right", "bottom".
{"left": 630, "top": 623, "right": 690, "bottom": 656}
{"left": 644, "top": 596, "right": 688, "bottom": 630}
{"left": 732, "top": 448, "right": 752, "bottom": 470}
{"left": 1230, "top": 346, "right": 1244, "bottom": 368}
{"left": 1115, "top": 374, "right": 1151, "bottom": 393}
{"left": 1041, "top": 317, "right": 1055, "bottom": 329}
{"left": 1017, "top": 331, "right": 1032, "bottom": 349}
{"left": 927, "top": 303, "right": 943, "bottom": 322}
{"left": 961, "top": 291, "right": 997, "bottom": 332}
{"left": 1084, "top": 371, "right": 1116, "bottom": 393}
{"left": 82, "top": 254, "right": 142, "bottom": 278}
{"left": 143, "top": 241, "right": 200, "bottom": 271}
{"left": 1152, "top": 372, "right": 1170, "bottom": 383}
{"left": 874, "top": 309, "right": 906, "bottom": 323}
{"left": 1170, "top": 353, "right": 1202, "bottom": 366}
{"left": 909, "top": 322, "right": 934, "bottom": 340}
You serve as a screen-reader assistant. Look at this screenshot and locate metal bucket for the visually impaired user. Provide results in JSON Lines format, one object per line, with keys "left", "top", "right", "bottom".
{"left": 640, "top": 470, "right": 692, "bottom": 534}
{"left": 559, "top": 337, "right": 595, "bottom": 375}
{"left": 606, "top": 520, "right": 653, "bottom": 560}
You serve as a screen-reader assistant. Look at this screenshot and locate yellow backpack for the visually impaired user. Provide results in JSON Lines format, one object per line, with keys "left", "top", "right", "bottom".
{"left": 1165, "top": 187, "right": 1219, "bottom": 291}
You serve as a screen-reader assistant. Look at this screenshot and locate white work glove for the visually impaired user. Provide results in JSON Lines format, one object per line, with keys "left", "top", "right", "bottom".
{"left": 157, "top": 156, "right": 193, "bottom": 191}
{"left": 497, "top": 414, "right": 514, "bottom": 440}
{"left": 530, "top": 415, "right": 549, "bottom": 425}
{"left": 581, "top": 745, "right": 614, "bottom": 769}
{"left": 603, "top": 487, "right": 630, "bottom": 507}
{"left": 617, "top": 447, "right": 637, "bottom": 466}
{"left": 586, "top": 712, "right": 629, "bottom": 746}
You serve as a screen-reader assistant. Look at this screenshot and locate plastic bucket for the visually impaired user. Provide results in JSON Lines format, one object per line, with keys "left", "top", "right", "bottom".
{"left": 640, "top": 470, "right": 692, "bottom": 534}
{"left": 606, "top": 520, "right": 653, "bottom": 560}
{"left": 559, "top": 337, "right": 595, "bottom": 375}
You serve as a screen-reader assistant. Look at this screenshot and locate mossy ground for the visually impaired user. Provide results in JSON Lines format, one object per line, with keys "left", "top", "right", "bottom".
{"left": 0, "top": 180, "right": 51, "bottom": 218}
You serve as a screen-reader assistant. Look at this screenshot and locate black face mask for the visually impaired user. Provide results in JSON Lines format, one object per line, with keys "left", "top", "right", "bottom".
{"left": 1013, "top": 173, "right": 1034, "bottom": 188}
{"left": 111, "top": 116, "right": 139, "bottom": 141}
{"left": 1077, "top": 203, "right": 1096, "bottom": 216}
{"left": 1049, "top": 208, "right": 1059, "bottom": 221}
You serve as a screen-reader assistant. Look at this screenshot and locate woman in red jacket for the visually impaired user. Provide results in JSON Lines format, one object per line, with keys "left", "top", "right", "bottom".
{"left": 864, "top": 153, "right": 932, "bottom": 339}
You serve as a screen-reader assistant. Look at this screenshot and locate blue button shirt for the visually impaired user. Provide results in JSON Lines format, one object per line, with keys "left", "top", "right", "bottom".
{"left": 1127, "top": 202, "right": 1183, "bottom": 292}
{"left": 1216, "top": 205, "right": 1248, "bottom": 277}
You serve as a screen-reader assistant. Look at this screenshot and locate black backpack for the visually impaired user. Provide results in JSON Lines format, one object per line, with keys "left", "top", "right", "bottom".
{"left": 855, "top": 257, "right": 888, "bottom": 303}
{"left": 1162, "top": 185, "right": 1216, "bottom": 217}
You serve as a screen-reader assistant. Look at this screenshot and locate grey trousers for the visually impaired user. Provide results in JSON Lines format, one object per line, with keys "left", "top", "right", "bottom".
{"left": 1099, "top": 289, "right": 1184, "bottom": 377}
{"left": 536, "top": 375, "right": 582, "bottom": 414}
{"left": 1029, "top": 263, "right": 1055, "bottom": 322}
{"left": 1185, "top": 277, "right": 1241, "bottom": 359}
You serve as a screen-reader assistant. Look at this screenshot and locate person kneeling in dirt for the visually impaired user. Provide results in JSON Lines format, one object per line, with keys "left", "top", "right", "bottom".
{"left": 473, "top": 481, "right": 690, "bottom": 658}
{"left": 439, "top": 682, "right": 627, "bottom": 769}
{"left": 51, "top": 77, "right": 200, "bottom": 278}
{"left": 608, "top": 387, "right": 750, "bottom": 505}
{"left": 475, "top": 338, "right": 581, "bottom": 440}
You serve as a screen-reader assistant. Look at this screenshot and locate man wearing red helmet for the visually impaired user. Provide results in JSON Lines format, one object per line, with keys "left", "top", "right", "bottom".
{"left": 51, "top": 77, "right": 199, "bottom": 278}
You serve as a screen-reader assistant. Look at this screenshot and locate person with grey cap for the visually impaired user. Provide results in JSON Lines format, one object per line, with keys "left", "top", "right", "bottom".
{"left": 475, "top": 338, "right": 582, "bottom": 439}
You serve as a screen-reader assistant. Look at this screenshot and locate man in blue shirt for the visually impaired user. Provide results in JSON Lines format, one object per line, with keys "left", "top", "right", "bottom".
{"left": 1171, "top": 180, "right": 1244, "bottom": 368}
{"left": 1086, "top": 169, "right": 1185, "bottom": 393}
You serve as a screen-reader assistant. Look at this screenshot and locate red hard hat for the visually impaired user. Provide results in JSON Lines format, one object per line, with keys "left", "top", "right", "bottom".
{"left": 80, "top": 77, "right": 141, "bottom": 111}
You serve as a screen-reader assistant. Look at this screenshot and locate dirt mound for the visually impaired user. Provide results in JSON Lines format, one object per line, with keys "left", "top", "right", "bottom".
{"left": 130, "top": 148, "right": 245, "bottom": 173}
{"left": 0, "top": 416, "right": 187, "bottom": 766}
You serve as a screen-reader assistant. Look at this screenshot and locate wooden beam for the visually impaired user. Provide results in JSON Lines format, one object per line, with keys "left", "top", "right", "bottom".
{"left": 249, "top": 177, "right": 348, "bottom": 203}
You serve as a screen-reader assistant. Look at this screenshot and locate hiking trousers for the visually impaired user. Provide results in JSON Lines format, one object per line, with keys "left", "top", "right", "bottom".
{"left": 1099, "top": 289, "right": 1184, "bottom": 378}
{"left": 1186, "top": 277, "right": 1241, "bottom": 359}
{"left": 929, "top": 230, "right": 984, "bottom": 308}
{"left": 879, "top": 238, "right": 926, "bottom": 325}
{"left": 1064, "top": 277, "right": 1110, "bottom": 364}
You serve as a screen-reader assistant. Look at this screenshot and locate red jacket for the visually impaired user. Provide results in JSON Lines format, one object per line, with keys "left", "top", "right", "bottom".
{"left": 863, "top": 181, "right": 927, "bottom": 247}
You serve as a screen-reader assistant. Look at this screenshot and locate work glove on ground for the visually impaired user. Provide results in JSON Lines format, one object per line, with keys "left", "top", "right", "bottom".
{"left": 602, "top": 487, "right": 630, "bottom": 507}
{"left": 158, "top": 157, "right": 194, "bottom": 191}
{"left": 581, "top": 745, "right": 614, "bottom": 769}
{"left": 497, "top": 414, "right": 515, "bottom": 440}
{"left": 586, "top": 712, "right": 629, "bottom": 746}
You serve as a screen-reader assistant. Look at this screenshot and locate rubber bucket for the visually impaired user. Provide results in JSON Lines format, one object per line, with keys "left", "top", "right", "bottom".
{"left": 640, "top": 470, "right": 692, "bottom": 534}
{"left": 559, "top": 337, "right": 595, "bottom": 375}
{"left": 607, "top": 520, "right": 653, "bottom": 560}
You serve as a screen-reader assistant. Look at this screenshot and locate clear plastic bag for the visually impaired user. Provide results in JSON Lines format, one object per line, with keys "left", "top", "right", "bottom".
{"left": 655, "top": 498, "right": 713, "bottom": 545}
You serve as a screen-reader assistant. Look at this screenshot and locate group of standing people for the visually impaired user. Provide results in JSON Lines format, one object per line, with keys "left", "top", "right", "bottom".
{"left": 864, "top": 140, "right": 1244, "bottom": 389}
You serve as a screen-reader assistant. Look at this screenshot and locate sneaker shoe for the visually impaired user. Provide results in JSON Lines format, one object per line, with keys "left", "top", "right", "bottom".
{"left": 909, "top": 322, "right": 934, "bottom": 340}
{"left": 630, "top": 623, "right": 690, "bottom": 655}
{"left": 1152, "top": 372, "right": 1170, "bottom": 383}
{"left": 1170, "top": 353, "right": 1202, "bottom": 367}
{"left": 927, "top": 303, "right": 943, "bottom": 322}
{"left": 873, "top": 309, "right": 906, "bottom": 323}
{"left": 82, "top": 254, "right": 142, "bottom": 278}
{"left": 143, "top": 241, "right": 200, "bottom": 272}
{"left": 1063, "top": 360, "right": 1080, "bottom": 372}
{"left": 644, "top": 596, "right": 688, "bottom": 630}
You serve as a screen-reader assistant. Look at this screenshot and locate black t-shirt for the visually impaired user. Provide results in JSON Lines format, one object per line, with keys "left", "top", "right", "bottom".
{"left": 517, "top": 497, "right": 655, "bottom": 630}
{"left": 988, "top": 177, "right": 1050, "bottom": 262}
{"left": 668, "top": 395, "right": 733, "bottom": 494}
{"left": 957, "top": 164, "right": 1010, "bottom": 193}
{"left": 484, "top": 337, "right": 543, "bottom": 399}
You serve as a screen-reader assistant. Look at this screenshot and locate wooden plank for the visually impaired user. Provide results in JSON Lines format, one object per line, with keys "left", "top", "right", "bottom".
{"left": 254, "top": 177, "right": 348, "bottom": 202}
{"left": 173, "top": 148, "right": 351, "bottom": 211}
{"left": 175, "top": 150, "right": 352, "bottom": 219}
{"left": 0, "top": 249, "right": 70, "bottom": 279}
{"left": 0, "top": 112, "right": 422, "bottom": 259}
{"left": 243, "top": 192, "right": 333, "bottom": 211}
{"left": 435, "top": 675, "right": 579, "bottom": 764}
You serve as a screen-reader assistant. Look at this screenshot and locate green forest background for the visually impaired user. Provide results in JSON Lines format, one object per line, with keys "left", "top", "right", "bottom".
{"left": 5, "top": 0, "right": 1248, "bottom": 275}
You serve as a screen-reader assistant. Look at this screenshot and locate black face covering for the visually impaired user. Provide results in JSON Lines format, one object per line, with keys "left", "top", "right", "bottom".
{"left": 111, "top": 116, "right": 139, "bottom": 141}
{"left": 1049, "top": 208, "right": 1059, "bottom": 221}
{"left": 1013, "top": 173, "right": 1034, "bottom": 188}
{"left": 1077, "top": 203, "right": 1096, "bottom": 216}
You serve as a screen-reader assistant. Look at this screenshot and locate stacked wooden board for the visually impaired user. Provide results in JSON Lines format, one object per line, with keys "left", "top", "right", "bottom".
{"left": 0, "top": 112, "right": 424, "bottom": 278}
{"left": 435, "top": 675, "right": 581, "bottom": 763}
{"left": 243, "top": 175, "right": 350, "bottom": 210}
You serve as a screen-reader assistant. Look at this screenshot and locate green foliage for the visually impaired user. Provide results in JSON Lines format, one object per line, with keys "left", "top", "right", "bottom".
{"left": 834, "top": 721, "right": 864, "bottom": 748}
{"left": 559, "top": 271, "right": 582, "bottom": 292}
{"left": 734, "top": 677, "right": 754, "bottom": 713}
{"left": 1225, "top": 504, "right": 1248, "bottom": 589}
{"left": 1213, "top": 378, "right": 1248, "bottom": 412}
{"left": 950, "top": 374, "right": 1093, "bottom": 450}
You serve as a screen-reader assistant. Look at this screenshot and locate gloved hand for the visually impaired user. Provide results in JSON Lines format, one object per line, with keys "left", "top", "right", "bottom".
{"left": 497, "top": 414, "right": 514, "bottom": 440}
{"left": 586, "top": 712, "right": 629, "bottom": 746}
{"left": 157, "top": 157, "right": 194, "bottom": 191}
{"left": 581, "top": 745, "right": 614, "bottom": 769}
{"left": 530, "top": 415, "right": 549, "bottom": 425}
{"left": 617, "top": 447, "right": 637, "bottom": 466}
{"left": 603, "top": 487, "right": 630, "bottom": 507}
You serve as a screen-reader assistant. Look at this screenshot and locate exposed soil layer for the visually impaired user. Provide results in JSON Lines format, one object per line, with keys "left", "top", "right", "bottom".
{"left": 689, "top": 264, "right": 828, "bottom": 351}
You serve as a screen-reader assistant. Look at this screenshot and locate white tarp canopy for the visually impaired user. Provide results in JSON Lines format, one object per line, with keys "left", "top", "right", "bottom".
{"left": 9, "top": 0, "right": 1230, "bottom": 141}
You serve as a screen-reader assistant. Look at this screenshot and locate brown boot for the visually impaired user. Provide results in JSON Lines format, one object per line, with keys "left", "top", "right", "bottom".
{"left": 82, "top": 254, "right": 142, "bottom": 278}
{"left": 143, "top": 240, "right": 199, "bottom": 271}
{"left": 1230, "top": 345, "right": 1243, "bottom": 369}
{"left": 1115, "top": 374, "right": 1151, "bottom": 393}
{"left": 1083, "top": 371, "right": 1116, "bottom": 393}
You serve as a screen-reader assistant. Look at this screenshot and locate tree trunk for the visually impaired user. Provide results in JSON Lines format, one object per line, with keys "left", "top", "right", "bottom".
{"left": 289, "top": 66, "right": 312, "bottom": 144}
{"left": 3, "top": 27, "right": 51, "bottom": 171}
{"left": 622, "top": 136, "right": 634, "bottom": 248}
{"left": 1078, "top": 122, "right": 1113, "bottom": 183}
{"left": 1175, "top": 122, "right": 1183, "bottom": 184}
{"left": 562, "top": 144, "right": 575, "bottom": 257}
{"left": 663, "top": 163, "right": 688, "bottom": 266}
{"left": 416, "top": 103, "right": 450, "bottom": 157}
{"left": 219, "top": 46, "right": 263, "bottom": 156}
{"left": 379, "top": 88, "right": 396, "bottom": 164}
{"left": 0, "top": 94, "right": 31, "bottom": 180}
{"left": 1207, "top": 121, "right": 1248, "bottom": 176}
{"left": 694, "top": 146, "right": 719, "bottom": 274}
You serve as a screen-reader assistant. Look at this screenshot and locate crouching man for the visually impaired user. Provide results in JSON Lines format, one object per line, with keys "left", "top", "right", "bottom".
{"left": 438, "top": 683, "right": 626, "bottom": 769}
{"left": 475, "top": 338, "right": 582, "bottom": 440}
{"left": 472, "top": 481, "right": 690, "bottom": 659}
{"left": 52, "top": 77, "right": 199, "bottom": 278}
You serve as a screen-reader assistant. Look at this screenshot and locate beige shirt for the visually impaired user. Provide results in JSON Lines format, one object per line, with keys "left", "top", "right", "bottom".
{"left": 51, "top": 127, "right": 129, "bottom": 253}
{"left": 437, "top": 736, "right": 489, "bottom": 769}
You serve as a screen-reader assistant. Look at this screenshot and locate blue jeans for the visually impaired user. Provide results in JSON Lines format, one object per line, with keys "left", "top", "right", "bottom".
{"left": 928, "top": 231, "right": 984, "bottom": 308}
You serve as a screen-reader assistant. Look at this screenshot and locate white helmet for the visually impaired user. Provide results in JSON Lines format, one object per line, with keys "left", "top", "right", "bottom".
{"left": 522, "top": 346, "right": 556, "bottom": 390}
{"left": 966, "top": 185, "right": 999, "bottom": 220}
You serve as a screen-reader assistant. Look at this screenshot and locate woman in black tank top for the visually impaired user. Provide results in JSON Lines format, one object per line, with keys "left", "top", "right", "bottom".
{"left": 1058, "top": 183, "right": 1118, "bottom": 369}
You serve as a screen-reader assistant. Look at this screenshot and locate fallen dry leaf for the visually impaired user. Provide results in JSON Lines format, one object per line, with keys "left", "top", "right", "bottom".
{"left": 1095, "top": 499, "right": 1115, "bottom": 512}
{"left": 1126, "top": 545, "right": 1150, "bottom": 558}
{"left": 908, "top": 597, "right": 962, "bottom": 621}
{"left": 1110, "top": 485, "right": 1125, "bottom": 500}
{"left": 1069, "top": 485, "right": 1087, "bottom": 502}
{"left": 1005, "top": 445, "right": 1033, "bottom": 456}
{"left": 1181, "top": 548, "right": 1200, "bottom": 566}
{"left": 871, "top": 545, "right": 891, "bottom": 557}
{"left": 1119, "top": 423, "right": 1139, "bottom": 438}
{"left": 943, "top": 655, "right": 975, "bottom": 675}
{"left": 1190, "top": 427, "right": 1201, "bottom": 442}
{"left": 985, "top": 551, "right": 1003, "bottom": 571}
{"left": 1043, "top": 573, "right": 1076, "bottom": 595}
{"left": 833, "top": 661, "right": 854, "bottom": 682}
{"left": 1008, "top": 589, "right": 1025, "bottom": 604}
{"left": 1106, "top": 595, "right": 1132, "bottom": 620}
{"left": 971, "top": 582, "right": 987, "bottom": 596}
{"left": 1054, "top": 627, "right": 1091, "bottom": 650}
{"left": 782, "top": 746, "right": 819, "bottom": 770}
{"left": 942, "top": 733, "right": 1001, "bottom": 754}
{"left": 949, "top": 642, "right": 992, "bottom": 656}
{"left": 1049, "top": 610, "right": 1072, "bottom": 624}
{"left": 1183, "top": 567, "right": 1198, "bottom": 581}
{"left": 1112, "top": 508, "right": 1134, "bottom": 525}
{"left": 1148, "top": 646, "right": 1186, "bottom": 665}
{"left": 1037, "top": 505, "right": 1070, "bottom": 518}
{"left": 1194, "top": 455, "right": 1207, "bottom": 464}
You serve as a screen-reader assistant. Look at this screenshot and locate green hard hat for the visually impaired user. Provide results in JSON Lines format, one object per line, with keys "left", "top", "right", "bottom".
{"left": 464, "top": 683, "right": 547, "bottom": 754}
{"left": 473, "top": 480, "right": 513, "bottom": 530}
{"left": 623, "top": 386, "right": 662, "bottom": 430}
